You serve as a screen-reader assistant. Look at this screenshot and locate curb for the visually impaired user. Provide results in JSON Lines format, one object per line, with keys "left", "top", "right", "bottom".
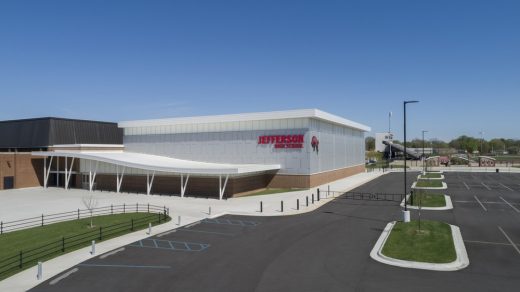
{"left": 411, "top": 181, "right": 448, "bottom": 190}
{"left": 400, "top": 194, "right": 453, "bottom": 210}
{"left": 370, "top": 221, "right": 469, "bottom": 271}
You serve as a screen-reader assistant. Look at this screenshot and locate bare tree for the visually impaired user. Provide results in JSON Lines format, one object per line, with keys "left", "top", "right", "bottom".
{"left": 82, "top": 194, "right": 98, "bottom": 228}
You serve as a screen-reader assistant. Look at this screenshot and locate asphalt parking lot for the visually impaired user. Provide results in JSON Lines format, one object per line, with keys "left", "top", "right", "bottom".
{"left": 32, "top": 172, "right": 520, "bottom": 292}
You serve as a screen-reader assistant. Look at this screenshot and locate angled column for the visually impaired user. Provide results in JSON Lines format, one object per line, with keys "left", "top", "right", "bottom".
{"left": 147, "top": 171, "right": 155, "bottom": 195}
{"left": 181, "top": 174, "right": 190, "bottom": 198}
{"left": 219, "top": 174, "right": 229, "bottom": 200}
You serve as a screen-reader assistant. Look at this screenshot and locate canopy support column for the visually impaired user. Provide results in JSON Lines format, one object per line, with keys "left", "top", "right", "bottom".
{"left": 181, "top": 174, "right": 190, "bottom": 198}
{"left": 219, "top": 174, "right": 229, "bottom": 200}
{"left": 89, "top": 161, "right": 98, "bottom": 192}
{"left": 43, "top": 156, "right": 53, "bottom": 189}
{"left": 116, "top": 166, "right": 126, "bottom": 194}
{"left": 56, "top": 157, "right": 59, "bottom": 186}
{"left": 147, "top": 171, "right": 155, "bottom": 195}
{"left": 65, "top": 157, "right": 75, "bottom": 190}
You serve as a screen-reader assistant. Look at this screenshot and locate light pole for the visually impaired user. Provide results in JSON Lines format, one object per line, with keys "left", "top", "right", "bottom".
{"left": 479, "top": 130, "right": 484, "bottom": 154}
{"left": 403, "top": 100, "right": 419, "bottom": 223}
{"left": 388, "top": 111, "right": 392, "bottom": 164}
{"left": 422, "top": 130, "right": 428, "bottom": 173}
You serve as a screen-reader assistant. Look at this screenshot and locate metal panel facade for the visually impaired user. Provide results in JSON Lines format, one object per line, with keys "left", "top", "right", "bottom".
{"left": 0, "top": 118, "right": 123, "bottom": 149}
{"left": 123, "top": 118, "right": 365, "bottom": 175}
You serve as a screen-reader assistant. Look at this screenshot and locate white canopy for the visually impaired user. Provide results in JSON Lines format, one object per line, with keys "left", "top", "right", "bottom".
{"left": 32, "top": 151, "right": 281, "bottom": 175}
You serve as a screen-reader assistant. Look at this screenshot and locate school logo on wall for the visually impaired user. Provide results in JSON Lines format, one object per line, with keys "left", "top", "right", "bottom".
{"left": 311, "top": 136, "right": 319, "bottom": 153}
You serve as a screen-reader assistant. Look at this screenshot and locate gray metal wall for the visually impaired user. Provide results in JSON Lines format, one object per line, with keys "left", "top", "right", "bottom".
{"left": 123, "top": 118, "right": 365, "bottom": 175}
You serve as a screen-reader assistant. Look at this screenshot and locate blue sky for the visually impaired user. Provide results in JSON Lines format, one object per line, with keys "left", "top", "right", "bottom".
{"left": 0, "top": 0, "right": 519, "bottom": 141}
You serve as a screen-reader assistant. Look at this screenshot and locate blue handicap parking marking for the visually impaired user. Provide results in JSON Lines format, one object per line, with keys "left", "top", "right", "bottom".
{"left": 202, "top": 218, "right": 259, "bottom": 227}
{"left": 129, "top": 239, "right": 210, "bottom": 252}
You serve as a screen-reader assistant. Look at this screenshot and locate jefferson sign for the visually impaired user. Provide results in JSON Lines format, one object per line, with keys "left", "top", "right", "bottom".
{"left": 258, "top": 135, "right": 304, "bottom": 149}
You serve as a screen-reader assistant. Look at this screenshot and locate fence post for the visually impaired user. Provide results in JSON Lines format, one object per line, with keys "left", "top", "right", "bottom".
{"left": 158, "top": 212, "right": 161, "bottom": 223}
{"left": 99, "top": 226, "right": 102, "bottom": 241}
{"left": 260, "top": 201, "right": 263, "bottom": 213}
{"left": 306, "top": 196, "right": 309, "bottom": 207}
{"left": 123, "top": 203, "right": 126, "bottom": 214}
{"left": 77, "top": 209, "right": 80, "bottom": 220}
{"left": 148, "top": 203, "right": 150, "bottom": 213}
{"left": 62, "top": 236, "right": 65, "bottom": 252}
{"left": 136, "top": 203, "right": 139, "bottom": 213}
{"left": 19, "top": 251, "right": 22, "bottom": 268}
{"left": 1, "top": 221, "right": 2, "bottom": 234}
{"left": 297, "top": 199, "right": 299, "bottom": 210}
{"left": 41, "top": 214, "right": 44, "bottom": 227}
{"left": 111, "top": 204, "right": 113, "bottom": 215}
{"left": 131, "top": 218, "right": 134, "bottom": 231}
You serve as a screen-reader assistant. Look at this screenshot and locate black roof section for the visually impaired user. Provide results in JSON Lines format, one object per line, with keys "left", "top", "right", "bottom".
{"left": 0, "top": 117, "right": 123, "bottom": 149}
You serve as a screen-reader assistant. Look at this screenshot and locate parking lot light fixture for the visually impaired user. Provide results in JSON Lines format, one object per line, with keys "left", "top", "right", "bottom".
{"left": 422, "top": 130, "right": 428, "bottom": 174}
{"left": 403, "top": 100, "right": 419, "bottom": 222}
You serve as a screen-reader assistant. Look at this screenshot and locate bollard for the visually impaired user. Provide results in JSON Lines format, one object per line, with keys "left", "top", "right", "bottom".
{"left": 281, "top": 201, "right": 284, "bottom": 212}
{"left": 209, "top": 206, "right": 212, "bottom": 216}
{"left": 260, "top": 201, "right": 263, "bottom": 213}
{"left": 312, "top": 194, "right": 314, "bottom": 204}
{"left": 297, "top": 199, "right": 299, "bottom": 210}
{"left": 317, "top": 189, "right": 320, "bottom": 201}
{"left": 306, "top": 196, "right": 309, "bottom": 207}
{"left": 37, "top": 261, "right": 42, "bottom": 280}
{"left": 178, "top": 215, "right": 181, "bottom": 226}
{"left": 90, "top": 240, "right": 96, "bottom": 255}
{"left": 147, "top": 222, "right": 152, "bottom": 235}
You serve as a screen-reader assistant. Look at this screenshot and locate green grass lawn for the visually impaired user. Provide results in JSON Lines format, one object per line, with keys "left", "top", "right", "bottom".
{"left": 408, "top": 193, "right": 446, "bottom": 207}
{"left": 238, "top": 188, "right": 308, "bottom": 197}
{"left": 382, "top": 220, "right": 456, "bottom": 263}
{"left": 0, "top": 212, "right": 170, "bottom": 280}
{"left": 415, "top": 180, "right": 444, "bottom": 188}
{"left": 419, "top": 173, "right": 442, "bottom": 179}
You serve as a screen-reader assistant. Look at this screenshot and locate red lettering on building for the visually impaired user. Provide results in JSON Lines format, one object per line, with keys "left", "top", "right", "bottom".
{"left": 258, "top": 134, "right": 304, "bottom": 149}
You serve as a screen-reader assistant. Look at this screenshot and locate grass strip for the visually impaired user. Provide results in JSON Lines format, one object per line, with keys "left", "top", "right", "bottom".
{"left": 408, "top": 193, "right": 446, "bottom": 207}
{"left": 0, "top": 212, "right": 170, "bottom": 280}
{"left": 419, "top": 173, "right": 442, "bottom": 179}
{"left": 382, "top": 220, "right": 456, "bottom": 263}
{"left": 415, "top": 180, "right": 444, "bottom": 188}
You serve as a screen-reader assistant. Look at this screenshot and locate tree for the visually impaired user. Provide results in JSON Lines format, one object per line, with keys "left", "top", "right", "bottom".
{"left": 365, "top": 136, "right": 375, "bottom": 151}
{"left": 82, "top": 194, "right": 98, "bottom": 228}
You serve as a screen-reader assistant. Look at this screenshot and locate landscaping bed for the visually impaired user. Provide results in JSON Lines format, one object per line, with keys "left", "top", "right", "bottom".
{"left": 408, "top": 193, "right": 446, "bottom": 207}
{"left": 419, "top": 173, "right": 442, "bottom": 179}
{"left": 381, "top": 220, "right": 456, "bottom": 263}
{"left": 415, "top": 180, "right": 444, "bottom": 188}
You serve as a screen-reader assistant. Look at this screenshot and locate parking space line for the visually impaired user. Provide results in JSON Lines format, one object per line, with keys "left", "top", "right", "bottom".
{"left": 498, "top": 226, "right": 520, "bottom": 256}
{"left": 78, "top": 263, "right": 171, "bottom": 269}
{"left": 49, "top": 268, "right": 79, "bottom": 285}
{"left": 99, "top": 247, "right": 125, "bottom": 259}
{"left": 463, "top": 182, "right": 470, "bottom": 190}
{"left": 499, "top": 183, "right": 514, "bottom": 192}
{"left": 157, "top": 230, "right": 177, "bottom": 238}
{"left": 499, "top": 197, "right": 520, "bottom": 213}
{"left": 179, "top": 229, "right": 235, "bottom": 236}
{"left": 464, "top": 240, "right": 512, "bottom": 246}
{"left": 474, "top": 196, "right": 487, "bottom": 211}
{"left": 481, "top": 182, "right": 491, "bottom": 190}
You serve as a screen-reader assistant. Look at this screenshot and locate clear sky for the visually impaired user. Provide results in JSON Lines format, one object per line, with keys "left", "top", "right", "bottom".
{"left": 1, "top": 0, "right": 519, "bottom": 141}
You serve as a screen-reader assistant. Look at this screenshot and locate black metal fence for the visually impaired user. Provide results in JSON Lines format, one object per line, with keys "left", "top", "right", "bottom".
{"left": 327, "top": 191, "right": 405, "bottom": 203}
{"left": 1, "top": 203, "right": 167, "bottom": 234}
{"left": 0, "top": 208, "right": 169, "bottom": 279}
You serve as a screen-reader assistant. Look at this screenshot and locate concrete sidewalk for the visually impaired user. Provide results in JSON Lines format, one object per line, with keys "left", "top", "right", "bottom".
{"left": 0, "top": 171, "right": 385, "bottom": 291}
